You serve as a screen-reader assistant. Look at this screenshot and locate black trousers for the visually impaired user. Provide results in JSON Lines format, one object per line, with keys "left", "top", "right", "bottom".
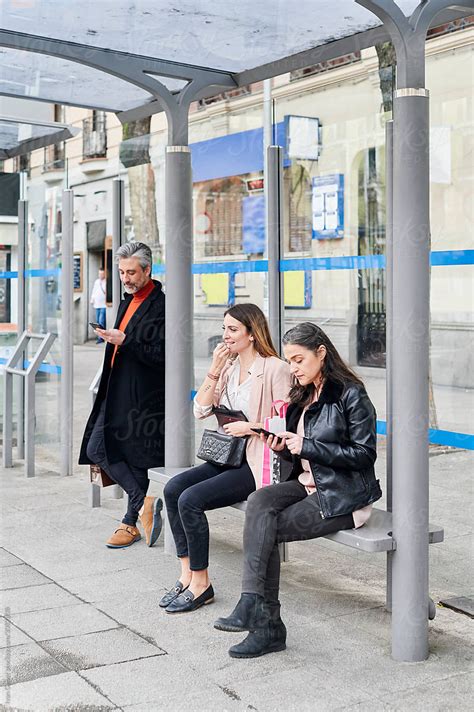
{"left": 241, "top": 480, "right": 355, "bottom": 604}
{"left": 164, "top": 460, "right": 256, "bottom": 571}
{"left": 86, "top": 401, "right": 149, "bottom": 526}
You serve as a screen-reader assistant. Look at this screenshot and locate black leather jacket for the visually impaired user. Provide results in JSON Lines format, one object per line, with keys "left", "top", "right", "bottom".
{"left": 280, "top": 378, "right": 382, "bottom": 519}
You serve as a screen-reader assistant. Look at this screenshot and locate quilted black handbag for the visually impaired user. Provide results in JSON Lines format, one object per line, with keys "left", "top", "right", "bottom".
{"left": 197, "top": 385, "right": 248, "bottom": 468}
{"left": 197, "top": 428, "right": 247, "bottom": 467}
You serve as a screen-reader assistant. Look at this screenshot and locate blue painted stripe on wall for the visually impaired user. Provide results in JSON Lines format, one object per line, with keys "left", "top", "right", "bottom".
{"left": 431, "top": 250, "right": 474, "bottom": 266}
{"left": 150, "top": 250, "right": 474, "bottom": 277}
{"left": 190, "top": 122, "right": 288, "bottom": 182}
{"left": 377, "top": 420, "right": 474, "bottom": 450}
{"left": 280, "top": 255, "right": 385, "bottom": 271}
{"left": 0, "top": 269, "right": 60, "bottom": 279}
{"left": 2, "top": 252, "right": 472, "bottom": 282}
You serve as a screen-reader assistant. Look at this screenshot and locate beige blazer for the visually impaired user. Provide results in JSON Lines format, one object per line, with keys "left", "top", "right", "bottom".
{"left": 197, "top": 354, "right": 291, "bottom": 488}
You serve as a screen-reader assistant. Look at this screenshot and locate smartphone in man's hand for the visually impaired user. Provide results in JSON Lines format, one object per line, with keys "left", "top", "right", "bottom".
{"left": 89, "top": 322, "right": 102, "bottom": 330}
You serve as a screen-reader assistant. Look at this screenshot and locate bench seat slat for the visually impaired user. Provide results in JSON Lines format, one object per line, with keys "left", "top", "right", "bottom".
{"left": 148, "top": 467, "right": 444, "bottom": 554}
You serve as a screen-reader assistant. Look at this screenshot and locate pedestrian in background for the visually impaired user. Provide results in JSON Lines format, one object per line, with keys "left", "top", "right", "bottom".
{"left": 90, "top": 267, "right": 107, "bottom": 343}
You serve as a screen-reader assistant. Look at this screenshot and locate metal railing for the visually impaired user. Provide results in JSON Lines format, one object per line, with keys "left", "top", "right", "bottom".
{"left": 42, "top": 143, "right": 65, "bottom": 172}
{"left": 3, "top": 331, "right": 56, "bottom": 477}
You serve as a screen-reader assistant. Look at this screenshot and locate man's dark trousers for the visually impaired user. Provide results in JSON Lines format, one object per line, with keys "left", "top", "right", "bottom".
{"left": 87, "top": 402, "right": 149, "bottom": 526}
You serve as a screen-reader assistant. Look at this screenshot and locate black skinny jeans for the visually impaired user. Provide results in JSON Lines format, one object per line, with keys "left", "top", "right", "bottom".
{"left": 241, "top": 480, "right": 355, "bottom": 604}
{"left": 164, "top": 460, "right": 256, "bottom": 571}
{"left": 86, "top": 401, "right": 149, "bottom": 526}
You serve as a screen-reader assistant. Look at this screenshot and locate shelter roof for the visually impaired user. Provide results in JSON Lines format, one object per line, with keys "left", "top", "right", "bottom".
{"left": 0, "top": 1, "right": 471, "bottom": 118}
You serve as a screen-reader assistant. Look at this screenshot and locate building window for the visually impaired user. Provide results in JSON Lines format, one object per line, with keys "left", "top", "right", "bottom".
{"left": 12, "top": 153, "right": 30, "bottom": 176}
{"left": 195, "top": 177, "right": 246, "bottom": 257}
{"left": 83, "top": 110, "right": 107, "bottom": 159}
{"left": 286, "top": 165, "right": 312, "bottom": 252}
{"left": 290, "top": 52, "right": 361, "bottom": 81}
{"left": 196, "top": 86, "right": 253, "bottom": 110}
{"left": 43, "top": 105, "right": 66, "bottom": 172}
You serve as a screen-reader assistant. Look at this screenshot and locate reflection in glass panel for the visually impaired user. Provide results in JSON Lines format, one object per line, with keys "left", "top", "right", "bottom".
{"left": 356, "top": 145, "right": 386, "bottom": 368}
{"left": 26, "top": 185, "right": 62, "bottom": 468}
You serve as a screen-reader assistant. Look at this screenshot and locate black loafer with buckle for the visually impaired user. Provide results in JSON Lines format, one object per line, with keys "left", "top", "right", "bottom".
{"left": 159, "top": 580, "right": 187, "bottom": 608}
{"left": 165, "top": 584, "right": 215, "bottom": 613}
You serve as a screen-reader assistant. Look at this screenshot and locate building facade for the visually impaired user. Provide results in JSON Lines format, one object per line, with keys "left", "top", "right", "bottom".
{"left": 2, "top": 19, "right": 472, "bottom": 397}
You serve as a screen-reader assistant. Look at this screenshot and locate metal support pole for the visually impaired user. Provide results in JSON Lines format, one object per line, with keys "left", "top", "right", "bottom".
{"left": 391, "top": 88, "right": 430, "bottom": 662}
{"left": 2, "top": 369, "right": 13, "bottom": 468}
{"left": 267, "top": 145, "right": 284, "bottom": 352}
{"left": 385, "top": 120, "right": 393, "bottom": 612}
{"left": 111, "top": 178, "right": 125, "bottom": 499}
{"left": 60, "top": 189, "right": 74, "bottom": 477}
{"left": 165, "top": 146, "right": 193, "bottom": 468}
{"left": 25, "top": 375, "right": 35, "bottom": 477}
{"left": 17, "top": 199, "right": 27, "bottom": 460}
{"left": 112, "top": 179, "right": 125, "bottom": 321}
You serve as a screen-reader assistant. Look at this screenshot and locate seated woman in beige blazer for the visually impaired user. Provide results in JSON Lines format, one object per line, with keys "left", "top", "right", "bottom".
{"left": 161, "top": 304, "right": 291, "bottom": 614}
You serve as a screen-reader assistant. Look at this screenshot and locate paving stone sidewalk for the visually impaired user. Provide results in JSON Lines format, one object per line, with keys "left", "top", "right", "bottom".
{"left": 1, "top": 447, "right": 472, "bottom": 712}
{"left": 0, "top": 344, "right": 472, "bottom": 710}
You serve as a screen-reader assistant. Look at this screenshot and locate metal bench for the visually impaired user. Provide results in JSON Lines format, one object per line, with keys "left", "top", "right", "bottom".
{"left": 148, "top": 466, "right": 444, "bottom": 618}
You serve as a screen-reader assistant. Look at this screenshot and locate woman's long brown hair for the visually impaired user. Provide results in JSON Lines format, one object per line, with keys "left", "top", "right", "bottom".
{"left": 282, "top": 322, "right": 364, "bottom": 405}
{"left": 224, "top": 304, "right": 279, "bottom": 358}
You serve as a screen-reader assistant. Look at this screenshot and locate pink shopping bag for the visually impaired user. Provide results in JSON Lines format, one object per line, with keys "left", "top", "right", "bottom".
{"left": 261, "top": 400, "right": 288, "bottom": 487}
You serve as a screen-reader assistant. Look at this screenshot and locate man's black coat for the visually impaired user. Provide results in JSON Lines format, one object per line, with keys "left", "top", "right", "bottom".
{"left": 79, "top": 280, "right": 165, "bottom": 470}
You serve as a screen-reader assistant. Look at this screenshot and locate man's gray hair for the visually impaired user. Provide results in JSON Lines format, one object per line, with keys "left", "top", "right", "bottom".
{"left": 115, "top": 241, "right": 152, "bottom": 271}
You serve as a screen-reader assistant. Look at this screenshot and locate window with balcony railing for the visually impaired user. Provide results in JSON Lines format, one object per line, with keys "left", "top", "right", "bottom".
{"left": 43, "top": 142, "right": 65, "bottom": 172}
{"left": 13, "top": 153, "right": 30, "bottom": 176}
{"left": 83, "top": 111, "right": 107, "bottom": 159}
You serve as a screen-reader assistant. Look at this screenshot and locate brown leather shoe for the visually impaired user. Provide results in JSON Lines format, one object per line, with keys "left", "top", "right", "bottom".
{"left": 139, "top": 496, "right": 163, "bottom": 547}
{"left": 106, "top": 523, "right": 141, "bottom": 549}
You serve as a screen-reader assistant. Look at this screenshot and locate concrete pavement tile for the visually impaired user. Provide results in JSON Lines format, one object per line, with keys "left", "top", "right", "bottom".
{"left": 337, "top": 700, "right": 395, "bottom": 711}
{"left": 0, "top": 617, "right": 32, "bottom": 648}
{"left": 8, "top": 603, "right": 119, "bottom": 642}
{"left": 59, "top": 566, "right": 160, "bottom": 602}
{"left": 0, "top": 564, "right": 50, "bottom": 591}
{"left": 6, "top": 492, "right": 75, "bottom": 512}
{"left": 231, "top": 665, "right": 373, "bottom": 712}
{"left": 279, "top": 581, "right": 385, "bottom": 620}
{"left": 121, "top": 686, "right": 251, "bottom": 711}
{"left": 0, "top": 642, "right": 66, "bottom": 686}
{"left": 82, "top": 655, "right": 214, "bottom": 706}
{"left": 0, "top": 670, "right": 116, "bottom": 710}
{"left": 378, "top": 671, "right": 474, "bottom": 711}
{"left": 23, "top": 551, "right": 141, "bottom": 580}
{"left": 42, "top": 626, "right": 165, "bottom": 670}
{"left": 0, "top": 582, "right": 80, "bottom": 615}
{"left": 0, "top": 549, "right": 22, "bottom": 568}
{"left": 299, "top": 614, "right": 473, "bottom": 697}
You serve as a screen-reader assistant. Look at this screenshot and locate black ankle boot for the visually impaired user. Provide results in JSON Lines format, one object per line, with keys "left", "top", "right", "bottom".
{"left": 228, "top": 618, "right": 287, "bottom": 658}
{"left": 214, "top": 593, "right": 269, "bottom": 632}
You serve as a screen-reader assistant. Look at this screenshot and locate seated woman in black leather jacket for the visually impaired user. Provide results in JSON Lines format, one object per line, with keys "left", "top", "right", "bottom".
{"left": 214, "top": 322, "right": 382, "bottom": 659}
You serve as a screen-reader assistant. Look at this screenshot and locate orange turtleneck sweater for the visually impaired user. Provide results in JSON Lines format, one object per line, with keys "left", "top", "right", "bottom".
{"left": 111, "top": 279, "right": 155, "bottom": 367}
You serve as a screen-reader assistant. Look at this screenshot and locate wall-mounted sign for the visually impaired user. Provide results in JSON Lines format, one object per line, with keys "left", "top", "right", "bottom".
{"left": 246, "top": 177, "right": 264, "bottom": 191}
{"left": 242, "top": 195, "right": 265, "bottom": 254}
{"left": 196, "top": 212, "right": 212, "bottom": 234}
{"left": 73, "top": 252, "right": 83, "bottom": 292}
{"left": 286, "top": 115, "right": 321, "bottom": 160}
{"left": 312, "top": 174, "right": 344, "bottom": 239}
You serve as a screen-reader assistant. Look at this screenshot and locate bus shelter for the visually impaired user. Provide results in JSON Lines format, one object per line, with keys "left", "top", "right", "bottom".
{"left": 1, "top": 0, "right": 473, "bottom": 662}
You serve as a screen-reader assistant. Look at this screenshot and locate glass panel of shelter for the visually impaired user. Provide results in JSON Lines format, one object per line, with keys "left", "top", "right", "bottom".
{"left": 25, "top": 181, "right": 63, "bottom": 469}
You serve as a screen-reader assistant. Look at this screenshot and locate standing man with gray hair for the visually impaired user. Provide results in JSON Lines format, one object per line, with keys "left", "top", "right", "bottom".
{"left": 79, "top": 241, "right": 165, "bottom": 549}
